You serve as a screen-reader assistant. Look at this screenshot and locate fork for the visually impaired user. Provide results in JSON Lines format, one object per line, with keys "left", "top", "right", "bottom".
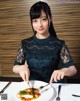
{"left": 56, "top": 85, "right": 61, "bottom": 101}
{"left": 38, "top": 83, "right": 50, "bottom": 91}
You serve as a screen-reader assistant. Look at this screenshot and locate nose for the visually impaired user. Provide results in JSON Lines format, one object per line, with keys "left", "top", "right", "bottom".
{"left": 38, "top": 20, "right": 43, "bottom": 27}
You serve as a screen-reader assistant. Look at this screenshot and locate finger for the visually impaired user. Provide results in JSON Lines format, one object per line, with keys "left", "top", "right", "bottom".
{"left": 57, "top": 72, "right": 62, "bottom": 80}
{"left": 53, "top": 73, "right": 58, "bottom": 82}
{"left": 50, "top": 73, "right": 54, "bottom": 83}
{"left": 21, "top": 73, "right": 26, "bottom": 81}
{"left": 50, "top": 72, "right": 58, "bottom": 83}
{"left": 61, "top": 72, "right": 64, "bottom": 79}
{"left": 25, "top": 73, "right": 29, "bottom": 82}
{"left": 50, "top": 76, "right": 54, "bottom": 84}
{"left": 19, "top": 72, "right": 25, "bottom": 81}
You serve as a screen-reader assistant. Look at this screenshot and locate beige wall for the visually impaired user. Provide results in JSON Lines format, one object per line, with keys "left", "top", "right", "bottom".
{"left": 0, "top": 0, "right": 80, "bottom": 76}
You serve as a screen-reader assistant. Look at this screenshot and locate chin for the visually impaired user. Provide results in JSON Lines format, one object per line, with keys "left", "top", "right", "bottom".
{"left": 38, "top": 31, "right": 46, "bottom": 35}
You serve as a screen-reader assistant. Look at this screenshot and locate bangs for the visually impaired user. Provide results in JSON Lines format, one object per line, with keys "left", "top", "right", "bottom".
{"left": 31, "top": 8, "right": 41, "bottom": 20}
{"left": 30, "top": 2, "right": 48, "bottom": 21}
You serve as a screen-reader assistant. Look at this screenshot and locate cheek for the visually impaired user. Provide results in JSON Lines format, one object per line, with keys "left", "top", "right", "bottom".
{"left": 32, "top": 23, "right": 37, "bottom": 29}
{"left": 43, "top": 22, "right": 49, "bottom": 28}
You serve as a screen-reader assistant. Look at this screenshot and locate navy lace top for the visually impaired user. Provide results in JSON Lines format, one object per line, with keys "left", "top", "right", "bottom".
{"left": 14, "top": 35, "right": 74, "bottom": 82}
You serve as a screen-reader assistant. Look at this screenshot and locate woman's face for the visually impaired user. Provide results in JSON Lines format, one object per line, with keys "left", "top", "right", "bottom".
{"left": 32, "top": 10, "right": 51, "bottom": 35}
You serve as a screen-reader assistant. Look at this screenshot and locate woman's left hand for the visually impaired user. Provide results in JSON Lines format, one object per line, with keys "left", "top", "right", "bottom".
{"left": 50, "top": 68, "right": 68, "bottom": 83}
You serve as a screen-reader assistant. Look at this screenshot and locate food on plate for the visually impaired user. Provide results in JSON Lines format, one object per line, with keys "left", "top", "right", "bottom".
{"left": 17, "top": 88, "right": 41, "bottom": 101}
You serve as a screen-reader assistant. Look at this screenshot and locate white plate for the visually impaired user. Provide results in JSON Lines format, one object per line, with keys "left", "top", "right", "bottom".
{"left": 16, "top": 80, "right": 55, "bottom": 101}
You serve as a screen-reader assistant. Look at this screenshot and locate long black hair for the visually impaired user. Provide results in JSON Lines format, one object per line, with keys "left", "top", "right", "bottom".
{"left": 30, "top": 1, "right": 57, "bottom": 38}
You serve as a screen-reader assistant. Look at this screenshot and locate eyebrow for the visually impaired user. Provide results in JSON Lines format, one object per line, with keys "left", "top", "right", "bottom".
{"left": 32, "top": 16, "right": 47, "bottom": 20}
{"left": 40, "top": 16, "right": 47, "bottom": 18}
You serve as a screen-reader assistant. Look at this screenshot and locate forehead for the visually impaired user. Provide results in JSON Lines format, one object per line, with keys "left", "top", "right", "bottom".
{"left": 40, "top": 10, "right": 46, "bottom": 17}
{"left": 32, "top": 10, "right": 47, "bottom": 20}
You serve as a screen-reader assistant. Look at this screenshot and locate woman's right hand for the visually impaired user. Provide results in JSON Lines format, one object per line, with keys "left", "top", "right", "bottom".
{"left": 13, "top": 62, "right": 30, "bottom": 82}
{"left": 18, "top": 65, "right": 30, "bottom": 82}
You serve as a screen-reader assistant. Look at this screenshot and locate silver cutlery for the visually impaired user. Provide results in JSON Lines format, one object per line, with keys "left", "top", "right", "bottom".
{"left": 27, "top": 82, "right": 50, "bottom": 96}
{"left": 0, "top": 82, "right": 11, "bottom": 94}
{"left": 56, "top": 85, "right": 61, "bottom": 101}
{"left": 72, "top": 94, "right": 80, "bottom": 97}
{"left": 27, "top": 82, "right": 31, "bottom": 88}
{"left": 27, "top": 81, "right": 35, "bottom": 97}
{"left": 38, "top": 83, "right": 50, "bottom": 91}
{"left": 32, "top": 83, "right": 50, "bottom": 95}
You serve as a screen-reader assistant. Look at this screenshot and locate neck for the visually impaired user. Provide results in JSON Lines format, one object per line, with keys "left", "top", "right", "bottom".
{"left": 36, "top": 33, "right": 50, "bottom": 39}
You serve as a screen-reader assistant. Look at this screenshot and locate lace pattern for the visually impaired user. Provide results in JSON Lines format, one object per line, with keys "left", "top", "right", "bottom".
{"left": 15, "top": 40, "right": 72, "bottom": 66}
{"left": 16, "top": 44, "right": 25, "bottom": 64}
{"left": 60, "top": 44, "right": 72, "bottom": 64}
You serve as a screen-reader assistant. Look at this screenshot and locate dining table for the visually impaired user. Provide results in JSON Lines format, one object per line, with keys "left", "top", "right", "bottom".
{"left": 0, "top": 81, "right": 80, "bottom": 101}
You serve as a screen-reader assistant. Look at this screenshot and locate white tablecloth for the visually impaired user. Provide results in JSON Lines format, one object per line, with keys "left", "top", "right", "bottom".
{"left": 0, "top": 81, "right": 80, "bottom": 101}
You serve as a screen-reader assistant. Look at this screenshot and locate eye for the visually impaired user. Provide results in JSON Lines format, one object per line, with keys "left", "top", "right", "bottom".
{"left": 32, "top": 19, "right": 37, "bottom": 23}
{"left": 42, "top": 17, "right": 47, "bottom": 21}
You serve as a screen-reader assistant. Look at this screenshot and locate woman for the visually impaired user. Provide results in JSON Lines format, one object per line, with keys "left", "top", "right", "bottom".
{"left": 13, "top": 1, "right": 77, "bottom": 83}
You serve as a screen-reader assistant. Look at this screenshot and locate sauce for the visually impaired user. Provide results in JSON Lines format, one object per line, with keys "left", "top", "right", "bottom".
{"left": 18, "top": 88, "right": 41, "bottom": 101}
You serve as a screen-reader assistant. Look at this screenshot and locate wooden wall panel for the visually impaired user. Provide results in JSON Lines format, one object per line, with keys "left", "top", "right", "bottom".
{"left": 0, "top": 0, "right": 80, "bottom": 76}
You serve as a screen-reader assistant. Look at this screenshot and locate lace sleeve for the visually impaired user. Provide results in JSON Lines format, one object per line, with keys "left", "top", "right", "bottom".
{"left": 15, "top": 43, "right": 25, "bottom": 65}
{"left": 60, "top": 44, "right": 74, "bottom": 67}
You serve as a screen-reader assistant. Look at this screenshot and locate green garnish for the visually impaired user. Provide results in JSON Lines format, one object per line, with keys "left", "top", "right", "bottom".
{"left": 19, "top": 90, "right": 27, "bottom": 94}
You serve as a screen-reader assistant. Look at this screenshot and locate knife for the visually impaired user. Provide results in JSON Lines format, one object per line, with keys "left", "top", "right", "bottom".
{"left": 0, "top": 82, "right": 11, "bottom": 94}
{"left": 72, "top": 94, "right": 80, "bottom": 97}
{"left": 27, "top": 81, "right": 35, "bottom": 97}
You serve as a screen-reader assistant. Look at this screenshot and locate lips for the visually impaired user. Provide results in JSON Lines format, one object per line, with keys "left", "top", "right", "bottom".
{"left": 38, "top": 28, "right": 45, "bottom": 31}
